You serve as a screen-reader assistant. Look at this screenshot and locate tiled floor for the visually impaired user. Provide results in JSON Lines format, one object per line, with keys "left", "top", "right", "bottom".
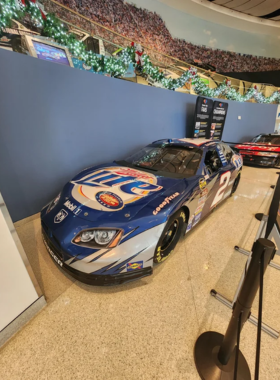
{"left": 1, "top": 166, "right": 280, "bottom": 379}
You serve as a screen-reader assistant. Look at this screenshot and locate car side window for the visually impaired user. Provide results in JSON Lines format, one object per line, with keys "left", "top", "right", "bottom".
{"left": 218, "top": 143, "right": 233, "bottom": 164}
{"left": 204, "top": 149, "right": 223, "bottom": 174}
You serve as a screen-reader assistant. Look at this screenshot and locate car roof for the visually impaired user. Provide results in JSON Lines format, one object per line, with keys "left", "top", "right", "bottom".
{"left": 152, "top": 138, "right": 218, "bottom": 148}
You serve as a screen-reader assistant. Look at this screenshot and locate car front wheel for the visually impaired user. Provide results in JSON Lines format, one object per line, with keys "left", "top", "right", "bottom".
{"left": 153, "top": 209, "right": 185, "bottom": 263}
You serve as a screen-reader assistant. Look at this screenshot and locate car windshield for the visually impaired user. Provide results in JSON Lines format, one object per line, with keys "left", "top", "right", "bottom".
{"left": 251, "top": 135, "right": 280, "bottom": 145}
{"left": 123, "top": 145, "right": 202, "bottom": 176}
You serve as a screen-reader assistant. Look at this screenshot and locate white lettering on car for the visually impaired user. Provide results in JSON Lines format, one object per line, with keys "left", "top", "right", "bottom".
{"left": 64, "top": 200, "right": 77, "bottom": 211}
{"left": 153, "top": 192, "right": 180, "bottom": 215}
{"left": 211, "top": 171, "right": 231, "bottom": 208}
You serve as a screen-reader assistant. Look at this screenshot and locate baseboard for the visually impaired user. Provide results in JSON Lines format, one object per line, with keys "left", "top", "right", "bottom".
{"left": 0, "top": 295, "right": 46, "bottom": 348}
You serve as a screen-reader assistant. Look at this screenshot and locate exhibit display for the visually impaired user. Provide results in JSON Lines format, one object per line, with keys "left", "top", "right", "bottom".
{"left": 235, "top": 134, "right": 280, "bottom": 167}
{"left": 193, "top": 98, "right": 229, "bottom": 140}
{"left": 192, "top": 97, "right": 214, "bottom": 138}
{"left": 41, "top": 138, "right": 242, "bottom": 285}
{"left": 210, "top": 101, "right": 228, "bottom": 140}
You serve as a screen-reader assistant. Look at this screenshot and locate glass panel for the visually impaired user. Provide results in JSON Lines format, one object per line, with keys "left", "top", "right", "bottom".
{"left": 124, "top": 146, "right": 202, "bottom": 175}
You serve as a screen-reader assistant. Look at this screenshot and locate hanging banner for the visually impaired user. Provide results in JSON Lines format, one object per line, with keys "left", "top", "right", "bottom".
{"left": 192, "top": 97, "right": 214, "bottom": 138}
{"left": 210, "top": 101, "right": 228, "bottom": 140}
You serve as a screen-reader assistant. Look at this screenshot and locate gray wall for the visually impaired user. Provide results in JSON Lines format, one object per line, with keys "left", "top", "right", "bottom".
{"left": 0, "top": 49, "right": 277, "bottom": 221}
{"left": 223, "top": 101, "right": 276, "bottom": 142}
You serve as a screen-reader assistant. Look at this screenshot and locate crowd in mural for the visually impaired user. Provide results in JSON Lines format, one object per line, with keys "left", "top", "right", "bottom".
{"left": 56, "top": 0, "right": 280, "bottom": 73}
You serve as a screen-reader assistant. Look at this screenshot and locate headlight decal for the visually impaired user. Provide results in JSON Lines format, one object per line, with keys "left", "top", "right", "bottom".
{"left": 95, "top": 230, "right": 117, "bottom": 245}
{"left": 72, "top": 228, "right": 123, "bottom": 249}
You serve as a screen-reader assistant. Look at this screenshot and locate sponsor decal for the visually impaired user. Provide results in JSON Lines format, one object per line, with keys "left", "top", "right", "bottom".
{"left": 96, "top": 191, "right": 123, "bottom": 210}
{"left": 232, "top": 155, "right": 242, "bottom": 169}
{"left": 186, "top": 215, "right": 194, "bottom": 233}
{"left": 153, "top": 192, "right": 180, "bottom": 215}
{"left": 73, "top": 208, "right": 82, "bottom": 216}
{"left": 203, "top": 99, "right": 207, "bottom": 104}
{"left": 54, "top": 209, "right": 68, "bottom": 223}
{"left": 71, "top": 166, "right": 163, "bottom": 212}
{"left": 127, "top": 261, "right": 143, "bottom": 271}
{"left": 216, "top": 145, "right": 227, "bottom": 164}
{"left": 198, "top": 198, "right": 206, "bottom": 206}
{"left": 200, "top": 188, "right": 208, "bottom": 198}
{"left": 204, "top": 174, "right": 209, "bottom": 180}
{"left": 43, "top": 237, "right": 63, "bottom": 267}
{"left": 195, "top": 206, "right": 203, "bottom": 215}
{"left": 189, "top": 186, "right": 209, "bottom": 231}
{"left": 64, "top": 200, "right": 77, "bottom": 212}
{"left": 199, "top": 178, "right": 207, "bottom": 190}
{"left": 193, "top": 213, "right": 202, "bottom": 226}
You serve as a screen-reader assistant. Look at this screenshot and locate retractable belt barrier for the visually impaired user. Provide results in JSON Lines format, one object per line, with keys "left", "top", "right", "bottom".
{"left": 211, "top": 173, "right": 280, "bottom": 340}
{"left": 194, "top": 238, "right": 276, "bottom": 380}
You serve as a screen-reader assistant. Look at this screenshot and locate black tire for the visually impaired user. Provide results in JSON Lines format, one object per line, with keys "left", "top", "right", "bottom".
{"left": 231, "top": 173, "right": 241, "bottom": 195}
{"left": 153, "top": 209, "right": 186, "bottom": 263}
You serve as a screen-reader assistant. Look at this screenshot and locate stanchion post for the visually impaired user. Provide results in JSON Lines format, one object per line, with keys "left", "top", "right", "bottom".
{"left": 218, "top": 238, "right": 275, "bottom": 365}
{"left": 194, "top": 238, "right": 275, "bottom": 380}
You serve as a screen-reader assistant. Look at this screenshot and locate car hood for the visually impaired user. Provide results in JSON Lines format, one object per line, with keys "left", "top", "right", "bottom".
{"left": 58, "top": 162, "right": 188, "bottom": 224}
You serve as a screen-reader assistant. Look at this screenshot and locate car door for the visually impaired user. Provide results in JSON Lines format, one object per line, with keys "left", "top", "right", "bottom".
{"left": 209, "top": 143, "right": 236, "bottom": 209}
{"left": 183, "top": 146, "right": 219, "bottom": 230}
{"left": 200, "top": 146, "right": 225, "bottom": 216}
{"left": 185, "top": 143, "right": 237, "bottom": 232}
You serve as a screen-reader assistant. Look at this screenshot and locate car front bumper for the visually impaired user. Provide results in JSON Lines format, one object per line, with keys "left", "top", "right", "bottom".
{"left": 42, "top": 229, "right": 153, "bottom": 286}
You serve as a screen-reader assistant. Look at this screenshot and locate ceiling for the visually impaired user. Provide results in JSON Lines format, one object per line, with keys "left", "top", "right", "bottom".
{"left": 207, "top": 0, "right": 280, "bottom": 20}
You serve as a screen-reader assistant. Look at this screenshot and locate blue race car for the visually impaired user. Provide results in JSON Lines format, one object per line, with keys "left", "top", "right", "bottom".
{"left": 41, "top": 138, "right": 242, "bottom": 285}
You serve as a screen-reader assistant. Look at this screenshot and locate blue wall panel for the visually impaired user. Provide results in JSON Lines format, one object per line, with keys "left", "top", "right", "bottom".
{"left": 0, "top": 49, "right": 277, "bottom": 221}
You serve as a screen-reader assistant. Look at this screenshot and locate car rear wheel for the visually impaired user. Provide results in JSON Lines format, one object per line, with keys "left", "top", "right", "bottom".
{"left": 231, "top": 173, "right": 241, "bottom": 195}
{"left": 153, "top": 210, "right": 185, "bottom": 263}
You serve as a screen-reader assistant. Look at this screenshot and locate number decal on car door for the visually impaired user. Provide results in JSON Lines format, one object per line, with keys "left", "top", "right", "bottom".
{"left": 211, "top": 171, "right": 231, "bottom": 208}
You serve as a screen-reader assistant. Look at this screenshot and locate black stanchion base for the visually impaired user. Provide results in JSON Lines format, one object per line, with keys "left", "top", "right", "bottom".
{"left": 255, "top": 213, "right": 264, "bottom": 221}
{"left": 194, "top": 332, "right": 251, "bottom": 380}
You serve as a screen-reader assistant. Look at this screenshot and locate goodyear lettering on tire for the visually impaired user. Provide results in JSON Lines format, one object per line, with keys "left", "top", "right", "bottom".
{"left": 180, "top": 211, "right": 186, "bottom": 222}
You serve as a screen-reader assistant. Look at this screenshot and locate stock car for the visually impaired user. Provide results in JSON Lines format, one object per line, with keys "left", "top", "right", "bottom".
{"left": 235, "top": 134, "right": 280, "bottom": 167}
{"left": 41, "top": 138, "right": 242, "bottom": 285}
